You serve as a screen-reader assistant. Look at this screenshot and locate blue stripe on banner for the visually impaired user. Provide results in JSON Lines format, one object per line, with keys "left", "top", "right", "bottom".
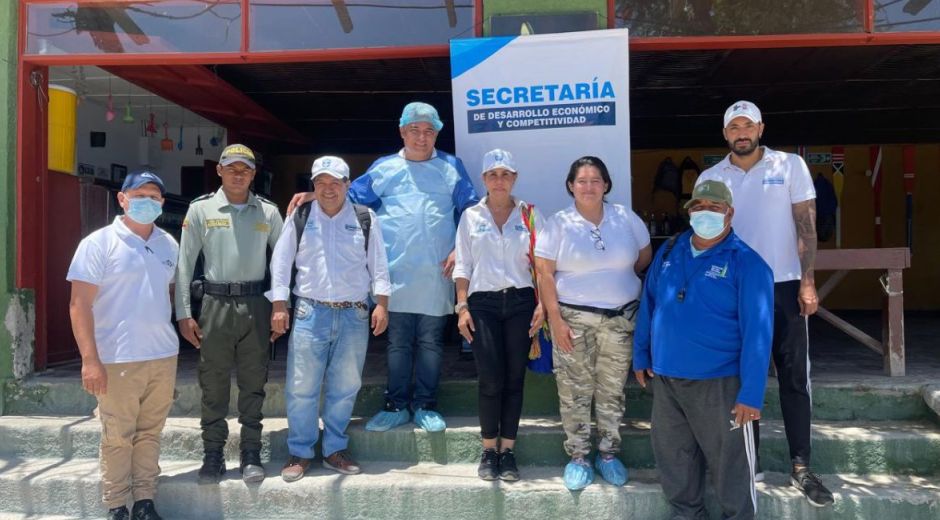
{"left": 450, "top": 36, "right": 516, "bottom": 79}
{"left": 467, "top": 101, "right": 616, "bottom": 133}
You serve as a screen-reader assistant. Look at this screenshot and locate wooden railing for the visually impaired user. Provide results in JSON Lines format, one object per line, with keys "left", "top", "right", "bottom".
{"left": 815, "top": 248, "right": 911, "bottom": 377}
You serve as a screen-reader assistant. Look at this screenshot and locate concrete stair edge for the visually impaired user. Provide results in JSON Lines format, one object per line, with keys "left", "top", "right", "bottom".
{"left": 1, "top": 416, "right": 940, "bottom": 476}
{"left": 4, "top": 375, "right": 935, "bottom": 422}
{"left": 0, "top": 458, "right": 939, "bottom": 520}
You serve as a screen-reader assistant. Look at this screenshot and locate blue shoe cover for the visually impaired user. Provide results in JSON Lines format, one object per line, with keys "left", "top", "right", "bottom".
{"left": 595, "top": 454, "right": 628, "bottom": 486}
{"left": 364, "top": 409, "right": 410, "bottom": 432}
{"left": 563, "top": 458, "right": 594, "bottom": 490}
{"left": 413, "top": 408, "right": 447, "bottom": 432}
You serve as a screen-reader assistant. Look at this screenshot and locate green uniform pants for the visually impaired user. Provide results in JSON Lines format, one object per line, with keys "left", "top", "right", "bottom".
{"left": 197, "top": 294, "right": 271, "bottom": 452}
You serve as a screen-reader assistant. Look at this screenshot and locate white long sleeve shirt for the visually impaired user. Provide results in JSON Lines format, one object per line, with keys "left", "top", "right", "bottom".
{"left": 268, "top": 200, "right": 391, "bottom": 303}
{"left": 452, "top": 197, "right": 543, "bottom": 296}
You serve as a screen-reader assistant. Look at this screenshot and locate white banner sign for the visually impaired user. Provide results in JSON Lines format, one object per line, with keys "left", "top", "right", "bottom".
{"left": 450, "top": 29, "right": 631, "bottom": 216}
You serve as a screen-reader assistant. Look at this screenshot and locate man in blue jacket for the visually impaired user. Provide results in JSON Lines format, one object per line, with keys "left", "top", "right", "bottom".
{"left": 634, "top": 180, "right": 773, "bottom": 520}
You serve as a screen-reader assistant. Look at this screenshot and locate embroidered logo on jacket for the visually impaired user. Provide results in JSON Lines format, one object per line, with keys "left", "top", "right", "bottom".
{"left": 705, "top": 263, "right": 729, "bottom": 279}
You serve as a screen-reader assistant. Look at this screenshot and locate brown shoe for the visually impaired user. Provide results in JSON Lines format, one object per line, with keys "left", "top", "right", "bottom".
{"left": 323, "top": 450, "right": 362, "bottom": 475}
{"left": 281, "top": 455, "right": 312, "bottom": 482}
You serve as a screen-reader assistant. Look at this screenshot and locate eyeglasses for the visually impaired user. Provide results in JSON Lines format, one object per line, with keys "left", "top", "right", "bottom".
{"left": 590, "top": 227, "right": 605, "bottom": 251}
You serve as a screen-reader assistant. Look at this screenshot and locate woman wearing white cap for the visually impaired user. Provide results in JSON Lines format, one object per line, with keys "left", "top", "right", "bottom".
{"left": 453, "top": 148, "right": 544, "bottom": 481}
{"left": 534, "top": 156, "right": 652, "bottom": 490}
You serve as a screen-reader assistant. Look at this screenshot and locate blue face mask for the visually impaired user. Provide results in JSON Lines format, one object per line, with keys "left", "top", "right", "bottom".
{"left": 689, "top": 210, "right": 727, "bottom": 240}
{"left": 126, "top": 197, "right": 162, "bottom": 225}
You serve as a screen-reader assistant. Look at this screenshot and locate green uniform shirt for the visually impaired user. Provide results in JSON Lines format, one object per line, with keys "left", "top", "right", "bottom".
{"left": 175, "top": 189, "right": 283, "bottom": 320}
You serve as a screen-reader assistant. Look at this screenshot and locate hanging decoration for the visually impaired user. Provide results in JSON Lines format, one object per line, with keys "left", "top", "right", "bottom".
{"left": 195, "top": 128, "right": 204, "bottom": 156}
{"left": 122, "top": 82, "right": 134, "bottom": 124}
{"left": 105, "top": 75, "right": 115, "bottom": 122}
{"left": 160, "top": 105, "right": 173, "bottom": 151}
{"left": 177, "top": 107, "right": 184, "bottom": 151}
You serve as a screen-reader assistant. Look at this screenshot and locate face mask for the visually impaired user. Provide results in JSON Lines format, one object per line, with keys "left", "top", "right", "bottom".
{"left": 126, "top": 197, "right": 162, "bottom": 225}
{"left": 689, "top": 210, "right": 727, "bottom": 240}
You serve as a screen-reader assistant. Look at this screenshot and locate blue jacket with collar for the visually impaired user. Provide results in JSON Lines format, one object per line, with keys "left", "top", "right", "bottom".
{"left": 633, "top": 229, "right": 774, "bottom": 409}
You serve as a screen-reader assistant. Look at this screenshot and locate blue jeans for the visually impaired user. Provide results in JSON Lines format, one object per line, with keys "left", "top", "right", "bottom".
{"left": 286, "top": 297, "right": 370, "bottom": 459}
{"left": 385, "top": 312, "right": 447, "bottom": 410}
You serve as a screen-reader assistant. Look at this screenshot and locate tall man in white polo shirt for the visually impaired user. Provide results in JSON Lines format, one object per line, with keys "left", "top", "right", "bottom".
{"left": 68, "top": 171, "right": 179, "bottom": 520}
{"left": 697, "top": 101, "right": 834, "bottom": 507}
{"left": 269, "top": 156, "right": 391, "bottom": 482}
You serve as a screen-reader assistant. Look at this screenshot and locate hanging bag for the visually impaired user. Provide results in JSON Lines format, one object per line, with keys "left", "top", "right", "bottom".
{"left": 520, "top": 202, "right": 553, "bottom": 374}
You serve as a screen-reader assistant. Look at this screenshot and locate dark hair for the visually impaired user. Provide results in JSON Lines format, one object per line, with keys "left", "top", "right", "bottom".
{"left": 565, "top": 156, "right": 612, "bottom": 197}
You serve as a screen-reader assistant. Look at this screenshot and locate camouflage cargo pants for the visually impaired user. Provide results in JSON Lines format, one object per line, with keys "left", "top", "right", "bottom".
{"left": 554, "top": 306, "right": 634, "bottom": 458}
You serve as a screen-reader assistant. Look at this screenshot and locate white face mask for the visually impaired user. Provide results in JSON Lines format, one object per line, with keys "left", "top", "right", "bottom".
{"left": 689, "top": 210, "right": 727, "bottom": 239}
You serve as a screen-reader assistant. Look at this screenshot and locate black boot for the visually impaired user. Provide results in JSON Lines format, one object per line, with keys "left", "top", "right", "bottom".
{"left": 131, "top": 499, "right": 163, "bottom": 520}
{"left": 106, "top": 506, "right": 129, "bottom": 520}
{"left": 240, "top": 449, "right": 265, "bottom": 483}
{"left": 198, "top": 449, "right": 226, "bottom": 484}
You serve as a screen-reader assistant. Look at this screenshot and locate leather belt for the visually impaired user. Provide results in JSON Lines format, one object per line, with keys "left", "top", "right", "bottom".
{"left": 312, "top": 299, "right": 368, "bottom": 310}
{"left": 203, "top": 280, "right": 266, "bottom": 297}
{"left": 560, "top": 299, "right": 639, "bottom": 319}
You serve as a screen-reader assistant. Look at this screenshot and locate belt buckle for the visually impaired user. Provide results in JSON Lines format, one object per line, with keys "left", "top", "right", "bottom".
{"left": 229, "top": 283, "right": 242, "bottom": 297}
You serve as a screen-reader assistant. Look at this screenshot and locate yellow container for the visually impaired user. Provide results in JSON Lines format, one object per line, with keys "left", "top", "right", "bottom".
{"left": 48, "top": 84, "right": 77, "bottom": 174}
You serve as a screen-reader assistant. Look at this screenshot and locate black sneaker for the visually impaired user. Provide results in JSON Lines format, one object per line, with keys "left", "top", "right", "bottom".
{"left": 107, "top": 506, "right": 129, "bottom": 520}
{"left": 131, "top": 499, "right": 163, "bottom": 520}
{"left": 478, "top": 448, "right": 499, "bottom": 481}
{"left": 498, "top": 449, "right": 520, "bottom": 481}
{"left": 791, "top": 467, "right": 834, "bottom": 507}
{"left": 240, "top": 449, "right": 265, "bottom": 483}
{"left": 198, "top": 449, "right": 226, "bottom": 484}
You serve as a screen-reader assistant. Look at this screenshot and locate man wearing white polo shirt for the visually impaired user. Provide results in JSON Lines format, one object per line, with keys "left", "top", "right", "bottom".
{"left": 68, "top": 170, "right": 179, "bottom": 520}
{"left": 697, "top": 100, "right": 833, "bottom": 507}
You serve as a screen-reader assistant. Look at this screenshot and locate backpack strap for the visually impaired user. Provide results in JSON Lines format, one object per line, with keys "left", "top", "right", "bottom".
{"left": 292, "top": 201, "right": 313, "bottom": 256}
{"left": 352, "top": 204, "right": 371, "bottom": 253}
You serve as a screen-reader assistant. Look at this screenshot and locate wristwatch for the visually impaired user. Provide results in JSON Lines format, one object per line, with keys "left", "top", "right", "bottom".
{"left": 455, "top": 301, "right": 469, "bottom": 314}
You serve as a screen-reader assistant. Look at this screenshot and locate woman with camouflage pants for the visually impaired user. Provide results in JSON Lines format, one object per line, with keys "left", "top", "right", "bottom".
{"left": 534, "top": 156, "right": 652, "bottom": 490}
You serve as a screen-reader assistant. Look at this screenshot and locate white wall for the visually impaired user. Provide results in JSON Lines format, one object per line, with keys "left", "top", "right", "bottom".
{"left": 74, "top": 98, "right": 226, "bottom": 195}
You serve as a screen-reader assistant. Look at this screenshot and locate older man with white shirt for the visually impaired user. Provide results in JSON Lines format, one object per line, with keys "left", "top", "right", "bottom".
{"left": 68, "top": 170, "right": 179, "bottom": 520}
{"left": 269, "top": 156, "right": 391, "bottom": 482}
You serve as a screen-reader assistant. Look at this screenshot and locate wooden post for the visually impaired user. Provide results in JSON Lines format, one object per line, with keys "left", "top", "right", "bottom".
{"left": 883, "top": 269, "right": 905, "bottom": 377}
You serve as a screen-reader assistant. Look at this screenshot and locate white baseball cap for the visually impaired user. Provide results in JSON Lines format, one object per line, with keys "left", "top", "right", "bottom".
{"left": 723, "top": 100, "right": 762, "bottom": 128}
{"left": 310, "top": 155, "right": 350, "bottom": 180}
{"left": 481, "top": 148, "right": 517, "bottom": 174}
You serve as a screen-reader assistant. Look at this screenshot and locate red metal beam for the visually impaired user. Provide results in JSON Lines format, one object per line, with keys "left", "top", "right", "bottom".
{"left": 629, "top": 31, "right": 940, "bottom": 51}
{"left": 864, "top": 0, "right": 875, "bottom": 33}
{"left": 474, "top": 0, "right": 483, "bottom": 37}
{"left": 102, "top": 64, "right": 308, "bottom": 146}
{"left": 16, "top": 0, "right": 49, "bottom": 369}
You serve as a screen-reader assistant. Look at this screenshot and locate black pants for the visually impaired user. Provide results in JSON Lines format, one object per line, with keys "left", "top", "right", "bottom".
{"left": 197, "top": 294, "right": 271, "bottom": 452}
{"left": 652, "top": 376, "right": 757, "bottom": 520}
{"left": 754, "top": 280, "right": 812, "bottom": 466}
{"left": 468, "top": 287, "right": 536, "bottom": 440}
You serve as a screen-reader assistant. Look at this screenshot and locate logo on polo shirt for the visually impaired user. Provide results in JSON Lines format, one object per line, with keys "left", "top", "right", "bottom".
{"left": 255, "top": 222, "right": 271, "bottom": 233}
{"left": 476, "top": 223, "right": 490, "bottom": 233}
{"left": 344, "top": 223, "right": 359, "bottom": 232}
{"left": 763, "top": 176, "right": 785, "bottom": 185}
{"left": 705, "top": 263, "right": 729, "bottom": 279}
{"left": 514, "top": 224, "right": 526, "bottom": 232}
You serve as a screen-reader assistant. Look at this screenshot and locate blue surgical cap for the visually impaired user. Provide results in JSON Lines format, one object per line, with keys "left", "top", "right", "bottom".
{"left": 399, "top": 102, "right": 444, "bottom": 132}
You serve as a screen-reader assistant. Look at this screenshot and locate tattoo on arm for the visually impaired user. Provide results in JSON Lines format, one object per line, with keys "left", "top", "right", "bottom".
{"left": 792, "top": 199, "right": 817, "bottom": 281}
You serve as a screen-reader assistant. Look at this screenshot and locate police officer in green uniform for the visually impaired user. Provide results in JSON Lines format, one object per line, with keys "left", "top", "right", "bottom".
{"left": 175, "top": 144, "right": 284, "bottom": 484}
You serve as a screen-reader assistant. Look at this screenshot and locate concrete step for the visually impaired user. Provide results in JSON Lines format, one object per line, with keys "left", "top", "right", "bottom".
{"left": 2, "top": 416, "right": 939, "bottom": 476}
{"left": 4, "top": 373, "right": 935, "bottom": 422}
{"left": 0, "top": 457, "right": 938, "bottom": 519}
